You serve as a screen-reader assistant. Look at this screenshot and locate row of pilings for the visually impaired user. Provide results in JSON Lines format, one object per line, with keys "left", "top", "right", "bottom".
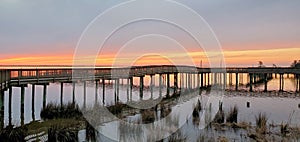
{"left": 0, "top": 71, "right": 300, "bottom": 129}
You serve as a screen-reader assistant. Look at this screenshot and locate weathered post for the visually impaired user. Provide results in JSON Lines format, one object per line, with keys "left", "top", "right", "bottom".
{"left": 60, "top": 82, "right": 63, "bottom": 107}
{"left": 264, "top": 73, "right": 268, "bottom": 92}
{"left": 130, "top": 77, "right": 133, "bottom": 100}
{"left": 32, "top": 84, "right": 35, "bottom": 121}
{"left": 95, "top": 80, "right": 99, "bottom": 104}
{"left": 223, "top": 72, "right": 226, "bottom": 90}
{"left": 229, "top": 73, "right": 233, "bottom": 86}
{"left": 150, "top": 75, "right": 154, "bottom": 98}
{"left": 116, "top": 79, "right": 120, "bottom": 101}
{"left": 174, "top": 73, "right": 178, "bottom": 94}
{"left": 207, "top": 73, "right": 210, "bottom": 86}
{"left": 166, "top": 74, "right": 170, "bottom": 97}
{"left": 159, "top": 74, "right": 162, "bottom": 97}
{"left": 235, "top": 73, "right": 239, "bottom": 91}
{"left": 102, "top": 78, "right": 105, "bottom": 104}
{"left": 0, "top": 90, "right": 4, "bottom": 128}
{"left": 83, "top": 81, "right": 86, "bottom": 108}
{"left": 43, "top": 84, "right": 47, "bottom": 108}
{"left": 72, "top": 82, "right": 75, "bottom": 104}
{"left": 8, "top": 86, "right": 12, "bottom": 126}
{"left": 21, "top": 85, "right": 25, "bottom": 126}
{"left": 201, "top": 73, "right": 204, "bottom": 88}
{"left": 140, "top": 76, "right": 144, "bottom": 99}
{"left": 127, "top": 78, "right": 129, "bottom": 100}
{"left": 249, "top": 73, "right": 253, "bottom": 92}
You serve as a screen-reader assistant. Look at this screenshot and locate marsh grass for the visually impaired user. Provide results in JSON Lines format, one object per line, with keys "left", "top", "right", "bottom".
{"left": 0, "top": 125, "right": 27, "bottom": 142}
{"left": 226, "top": 105, "right": 238, "bottom": 123}
{"left": 40, "top": 102, "right": 82, "bottom": 120}
{"left": 280, "top": 122, "right": 289, "bottom": 135}
{"left": 48, "top": 125, "right": 78, "bottom": 142}
{"left": 255, "top": 112, "right": 268, "bottom": 134}
{"left": 141, "top": 109, "right": 155, "bottom": 123}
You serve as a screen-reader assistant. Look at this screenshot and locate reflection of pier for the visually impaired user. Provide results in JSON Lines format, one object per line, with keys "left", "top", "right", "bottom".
{"left": 0, "top": 65, "right": 300, "bottom": 128}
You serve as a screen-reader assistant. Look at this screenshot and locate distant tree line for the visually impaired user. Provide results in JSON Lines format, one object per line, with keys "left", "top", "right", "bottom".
{"left": 291, "top": 60, "right": 300, "bottom": 68}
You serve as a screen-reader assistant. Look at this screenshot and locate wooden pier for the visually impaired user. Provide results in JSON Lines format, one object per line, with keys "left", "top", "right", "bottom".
{"left": 0, "top": 65, "right": 299, "bottom": 128}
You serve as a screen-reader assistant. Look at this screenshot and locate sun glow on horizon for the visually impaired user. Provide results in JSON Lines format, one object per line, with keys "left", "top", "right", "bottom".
{"left": 0, "top": 47, "right": 299, "bottom": 67}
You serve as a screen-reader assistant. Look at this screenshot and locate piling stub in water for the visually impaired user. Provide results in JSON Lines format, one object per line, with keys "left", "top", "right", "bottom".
{"left": 246, "top": 102, "right": 250, "bottom": 108}
{"left": 298, "top": 103, "right": 300, "bottom": 108}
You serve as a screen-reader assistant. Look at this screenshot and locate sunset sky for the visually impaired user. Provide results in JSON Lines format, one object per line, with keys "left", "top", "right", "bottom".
{"left": 0, "top": 0, "right": 299, "bottom": 67}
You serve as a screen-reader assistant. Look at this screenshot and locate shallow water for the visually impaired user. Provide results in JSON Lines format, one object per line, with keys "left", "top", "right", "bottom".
{"left": 1, "top": 77, "right": 300, "bottom": 141}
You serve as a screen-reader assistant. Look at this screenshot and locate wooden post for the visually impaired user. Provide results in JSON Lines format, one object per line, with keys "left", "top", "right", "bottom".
{"left": 72, "top": 82, "right": 75, "bottom": 104}
{"left": 150, "top": 75, "right": 154, "bottom": 98}
{"left": 166, "top": 74, "right": 170, "bottom": 97}
{"left": 127, "top": 78, "right": 129, "bottom": 100}
{"left": 95, "top": 80, "right": 98, "bottom": 104}
{"left": 235, "top": 73, "right": 238, "bottom": 91}
{"left": 207, "top": 73, "right": 210, "bottom": 86}
{"left": 249, "top": 73, "right": 253, "bottom": 92}
{"left": 21, "top": 85, "right": 25, "bottom": 126}
{"left": 197, "top": 73, "right": 200, "bottom": 89}
{"left": 185, "top": 73, "right": 188, "bottom": 89}
{"left": 264, "top": 73, "right": 268, "bottom": 92}
{"left": 83, "top": 81, "right": 86, "bottom": 108}
{"left": 201, "top": 72, "right": 204, "bottom": 87}
{"left": 116, "top": 79, "right": 120, "bottom": 101}
{"left": 60, "top": 82, "right": 63, "bottom": 107}
{"left": 223, "top": 72, "right": 226, "bottom": 90}
{"left": 43, "top": 84, "right": 47, "bottom": 108}
{"left": 130, "top": 77, "right": 133, "bottom": 100}
{"left": 36, "top": 69, "right": 39, "bottom": 83}
{"left": 229, "top": 73, "right": 232, "bottom": 86}
{"left": 281, "top": 74, "right": 284, "bottom": 91}
{"left": 295, "top": 75, "right": 298, "bottom": 92}
{"left": 140, "top": 76, "right": 144, "bottom": 99}
{"left": 32, "top": 84, "right": 35, "bottom": 121}
{"left": 8, "top": 86, "right": 12, "bottom": 126}
{"left": 102, "top": 78, "right": 105, "bottom": 105}
{"left": 0, "top": 90, "right": 4, "bottom": 128}
{"left": 159, "top": 74, "right": 162, "bottom": 97}
{"left": 174, "top": 73, "right": 178, "bottom": 93}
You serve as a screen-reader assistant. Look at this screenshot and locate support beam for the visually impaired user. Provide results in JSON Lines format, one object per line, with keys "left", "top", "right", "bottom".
{"left": 60, "top": 82, "right": 63, "bottom": 107}
{"left": 249, "top": 73, "right": 253, "bottom": 92}
{"left": 72, "top": 82, "right": 75, "bottom": 104}
{"left": 229, "top": 73, "right": 233, "bottom": 86}
{"left": 207, "top": 73, "right": 210, "bottom": 86}
{"left": 197, "top": 73, "right": 200, "bottom": 89}
{"left": 116, "top": 79, "right": 120, "bottom": 101}
{"left": 21, "top": 85, "right": 25, "bottom": 126}
{"left": 102, "top": 78, "right": 105, "bottom": 105}
{"left": 32, "top": 84, "right": 35, "bottom": 121}
{"left": 43, "top": 84, "right": 47, "bottom": 108}
{"left": 150, "top": 75, "right": 154, "bottom": 98}
{"left": 140, "top": 76, "right": 144, "bottom": 99}
{"left": 201, "top": 73, "right": 204, "bottom": 88}
{"left": 223, "top": 73, "right": 226, "bottom": 90}
{"left": 264, "top": 73, "right": 268, "bottom": 92}
{"left": 130, "top": 77, "right": 133, "bottom": 100}
{"left": 0, "top": 90, "right": 4, "bottom": 128}
{"left": 83, "top": 81, "right": 86, "bottom": 108}
{"left": 159, "top": 74, "right": 162, "bottom": 97}
{"left": 235, "top": 73, "right": 238, "bottom": 91}
{"left": 95, "top": 80, "right": 98, "bottom": 104}
{"left": 127, "top": 78, "right": 129, "bottom": 100}
{"left": 174, "top": 73, "right": 178, "bottom": 94}
{"left": 166, "top": 74, "right": 170, "bottom": 97}
{"left": 8, "top": 86, "right": 12, "bottom": 126}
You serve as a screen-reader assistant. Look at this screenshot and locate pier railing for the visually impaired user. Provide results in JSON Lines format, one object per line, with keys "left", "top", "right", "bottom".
{"left": 1, "top": 65, "right": 300, "bottom": 90}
